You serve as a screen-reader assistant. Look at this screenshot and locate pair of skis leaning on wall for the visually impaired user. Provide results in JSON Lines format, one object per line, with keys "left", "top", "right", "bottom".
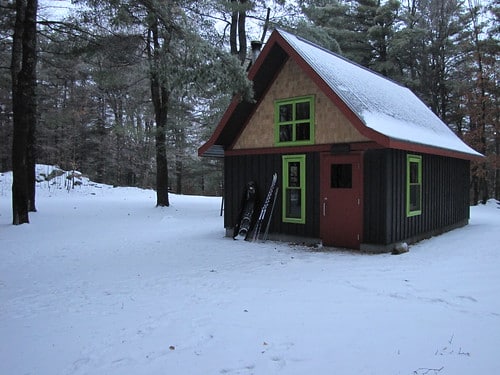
{"left": 233, "top": 173, "right": 278, "bottom": 242}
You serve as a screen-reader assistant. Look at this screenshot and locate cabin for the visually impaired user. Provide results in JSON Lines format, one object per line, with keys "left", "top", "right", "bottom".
{"left": 198, "top": 29, "right": 482, "bottom": 252}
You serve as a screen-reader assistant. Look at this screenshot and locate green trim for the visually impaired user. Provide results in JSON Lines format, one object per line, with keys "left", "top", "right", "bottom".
{"left": 274, "top": 96, "right": 315, "bottom": 146}
{"left": 406, "top": 154, "right": 422, "bottom": 217}
{"left": 282, "top": 155, "right": 306, "bottom": 224}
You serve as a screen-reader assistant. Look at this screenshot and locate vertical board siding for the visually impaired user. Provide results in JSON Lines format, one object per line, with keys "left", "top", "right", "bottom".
{"left": 364, "top": 149, "right": 470, "bottom": 245}
{"left": 225, "top": 153, "right": 320, "bottom": 239}
{"left": 363, "top": 149, "right": 387, "bottom": 243}
{"left": 226, "top": 148, "right": 469, "bottom": 246}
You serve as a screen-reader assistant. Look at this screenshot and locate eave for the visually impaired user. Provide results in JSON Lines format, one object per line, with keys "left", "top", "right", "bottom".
{"left": 198, "top": 30, "right": 483, "bottom": 162}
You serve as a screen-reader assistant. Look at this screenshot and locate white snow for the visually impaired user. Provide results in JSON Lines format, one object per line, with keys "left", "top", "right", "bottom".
{"left": 277, "top": 29, "right": 482, "bottom": 158}
{"left": 1, "top": 167, "right": 500, "bottom": 375}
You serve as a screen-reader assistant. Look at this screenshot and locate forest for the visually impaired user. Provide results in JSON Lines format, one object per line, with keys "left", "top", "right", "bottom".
{"left": 1, "top": 0, "right": 498, "bottom": 223}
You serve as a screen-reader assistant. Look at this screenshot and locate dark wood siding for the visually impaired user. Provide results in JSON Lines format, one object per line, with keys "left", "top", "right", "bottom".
{"left": 225, "top": 153, "right": 320, "bottom": 239}
{"left": 363, "top": 149, "right": 389, "bottom": 244}
{"left": 363, "top": 149, "right": 470, "bottom": 245}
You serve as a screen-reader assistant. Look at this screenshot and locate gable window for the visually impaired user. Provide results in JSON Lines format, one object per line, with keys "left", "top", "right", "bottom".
{"left": 406, "top": 154, "right": 422, "bottom": 217}
{"left": 275, "top": 96, "right": 315, "bottom": 146}
{"left": 282, "top": 155, "right": 306, "bottom": 223}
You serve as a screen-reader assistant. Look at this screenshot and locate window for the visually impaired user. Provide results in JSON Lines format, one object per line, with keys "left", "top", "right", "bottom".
{"left": 331, "top": 164, "right": 352, "bottom": 188}
{"left": 282, "top": 155, "right": 306, "bottom": 223}
{"left": 275, "top": 96, "right": 315, "bottom": 146}
{"left": 406, "top": 154, "right": 422, "bottom": 217}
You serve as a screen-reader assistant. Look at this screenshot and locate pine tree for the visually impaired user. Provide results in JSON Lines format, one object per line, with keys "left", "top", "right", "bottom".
{"left": 70, "top": 0, "right": 252, "bottom": 205}
{"left": 299, "top": 0, "right": 358, "bottom": 55}
{"left": 11, "top": 0, "right": 38, "bottom": 224}
{"left": 0, "top": 1, "right": 15, "bottom": 172}
{"left": 299, "top": 0, "right": 399, "bottom": 74}
{"left": 455, "top": 0, "right": 499, "bottom": 203}
{"left": 366, "top": 0, "right": 399, "bottom": 76}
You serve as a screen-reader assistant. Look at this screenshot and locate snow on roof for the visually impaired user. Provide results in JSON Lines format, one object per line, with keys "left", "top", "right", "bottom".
{"left": 277, "top": 29, "right": 482, "bottom": 158}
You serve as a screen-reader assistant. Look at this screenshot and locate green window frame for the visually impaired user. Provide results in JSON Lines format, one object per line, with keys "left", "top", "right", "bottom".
{"left": 282, "top": 155, "right": 306, "bottom": 224}
{"left": 275, "top": 96, "right": 315, "bottom": 146}
{"left": 406, "top": 154, "right": 422, "bottom": 217}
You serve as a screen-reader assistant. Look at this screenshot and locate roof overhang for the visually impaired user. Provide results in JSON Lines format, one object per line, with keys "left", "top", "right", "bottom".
{"left": 198, "top": 36, "right": 288, "bottom": 158}
{"left": 198, "top": 29, "right": 483, "bottom": 162}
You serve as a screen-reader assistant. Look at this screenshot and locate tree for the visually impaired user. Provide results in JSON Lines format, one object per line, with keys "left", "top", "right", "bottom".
{"left": 72, "top": 0, "right": 252, "bottom": 206}
{"left": 366, "top": 0, "right": 399, "bottom": 76}
{"left": 298, "top": 0, "right": 399, "bottom": 73}
{"left": 456, "top": 0, "right": 499, "bottom": 203}
{"left": 298, "top": 0, "right": 358, "bottom": 55}
{"left": 146, "top": 11, "right": 170, "bottom": 206}
{"left": 11, "top": 0, "right": 38, "bottom": 224}
{"left": 230, "top": 0, "right": 250, "bottom": 64}
{"left": 489, "top": 0, "right": 500, "bottom": 199}
{"left": 0, "top": 2, "right": 15, "bottom": 172}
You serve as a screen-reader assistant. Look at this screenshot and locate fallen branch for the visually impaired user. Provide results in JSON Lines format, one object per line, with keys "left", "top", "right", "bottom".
{"left": 413, "top": 367, "right": 444, "bottom": 375}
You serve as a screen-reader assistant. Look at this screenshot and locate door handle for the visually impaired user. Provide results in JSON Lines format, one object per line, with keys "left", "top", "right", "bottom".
{"left": 323, "top": 198, "right": 327, "bottom": 216}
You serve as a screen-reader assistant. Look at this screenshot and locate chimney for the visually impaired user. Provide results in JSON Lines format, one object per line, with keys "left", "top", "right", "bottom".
{"left": 250, "top": 41, "right": 263, "bottom": 64}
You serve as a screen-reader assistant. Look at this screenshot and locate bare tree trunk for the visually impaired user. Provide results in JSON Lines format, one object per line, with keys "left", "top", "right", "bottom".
{"left": 260, "top": 7, "right": 271, "bottom": 42}
{"left": 27, "top": 93, "right": 36, "bottom": 212}
{"left": 496, "top": 131, "right": 500, "bottom": 200}
{"left": 11, "top": 0, "right": 28, "bottom": 225}
{"left": 147, "top": 20, "right": 169, "bottom": 207}
{"left": 23, "top": 0, "right": 37, "bottom": 212}
{"left": 229, "top": 0, "right": 247, "bottom": 65}
{"left": 237, "top": 0, "right": 248, "bottom": 64}
{"left": 11, "top": 0, "right": 38, "bottom": 224}
{"left": 230, "top": 0, "right": 238, "bottom": 56}
{"left": 175, "top": 153, "right": 182, "bottom": 194}
{"left": 468, "top": 1, "right": 489, "bottom": 204}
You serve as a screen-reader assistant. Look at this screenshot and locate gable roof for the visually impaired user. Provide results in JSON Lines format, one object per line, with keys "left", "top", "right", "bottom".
{"left": 199, "top": 29, "right": 482, "bottom": 160}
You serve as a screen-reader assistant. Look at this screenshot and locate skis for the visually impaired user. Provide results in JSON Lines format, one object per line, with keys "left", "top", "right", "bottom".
{"left": 252, "top": 173, "right": 278, "bottom": 242}
{"left": 233, "top": 173, "right": 278, "bottom": 242}
{"left": 262, "top": 187, "right": 279, "bottom": 242}
{"left": 234, "top": 181, "right": 257, "bottom": 240}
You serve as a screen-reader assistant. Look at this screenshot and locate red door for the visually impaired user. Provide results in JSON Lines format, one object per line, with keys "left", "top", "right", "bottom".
{"left": 320, "top": 153, "right": 363, "bottom": 249}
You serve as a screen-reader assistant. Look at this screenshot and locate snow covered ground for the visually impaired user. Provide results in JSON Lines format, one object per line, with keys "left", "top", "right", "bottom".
{"left": 1, "top": 167, "right": 499, "bottom": 375}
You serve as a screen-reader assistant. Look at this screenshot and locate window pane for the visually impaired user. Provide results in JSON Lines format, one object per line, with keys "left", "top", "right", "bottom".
{"left": 296, "top": 122, "right": 310, "bottom": 141}
{"left": 275, "top": 97, "right": 314, "bottom": 146}
{"left": 286, "top": 189, "right": 301, "bottom": 218}
{"left": 406, "top": 155, "right": 422, "bottom": 216}
{"left": 409, "top": 161, "right": 419, "bottom": 184}
{"left": 279, "top": 104, "right": 293, "bottom": 122}
{"left": 288, "top": 162, "right": 300, "bottom": 187}
{"left": 282, "top": 154, "right": 306, "bottom": 224}
{"left": 409, "top": 185, "right": 421, "bottom": 211}
{"left": 331, "top": 164, "right": 352, "bottom": 188}
{"left": 279, "top": 124, "right": 292, "bottom": 142}
{"left": 296, "top": 101, "right": 310, "bottom": 120}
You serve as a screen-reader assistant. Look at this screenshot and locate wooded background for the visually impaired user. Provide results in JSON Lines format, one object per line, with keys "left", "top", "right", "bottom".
{"left": 1, "top": 0, "right": 498, "bottom": 217}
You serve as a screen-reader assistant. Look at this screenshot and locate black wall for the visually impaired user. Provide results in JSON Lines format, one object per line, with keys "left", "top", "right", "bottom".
{"left": 363, "top": 149, "right": 470, "bottom": 245}
{"left": 225, "top": 153, "right": 320, "bottom": 239}
{"left": 224, "top": 148, "right": 470, "bottom": 247}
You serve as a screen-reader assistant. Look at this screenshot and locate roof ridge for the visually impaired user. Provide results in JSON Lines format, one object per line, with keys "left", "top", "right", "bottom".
{"left": 198, "top": 27, "right": 482, "bottom": 160}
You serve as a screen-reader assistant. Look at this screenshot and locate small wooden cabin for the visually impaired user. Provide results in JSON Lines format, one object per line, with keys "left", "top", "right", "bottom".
{"left": 199, "top": 29, "right": 482, "bottom": 251}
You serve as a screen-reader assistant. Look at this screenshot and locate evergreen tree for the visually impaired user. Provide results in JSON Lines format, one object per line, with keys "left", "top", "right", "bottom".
{"left": 454, "top": 0, "right": 499, "bottom": 203}
{"left": 72, "top": 0, "right": 252, "bottom": 205}
{"left": 299, "top": 0, "right": 399, "bottom": 73}
{"left": 298, "top": 0, "right": 358, "bottom": 56}
{"left": 0, "top": 1, "right": 15, "bottom": 172}
{"left": 366, "top": 0, "right": 399, "bottom": 76}
{"left": 11, "top": 0, "right": 38, "bottom": 224}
